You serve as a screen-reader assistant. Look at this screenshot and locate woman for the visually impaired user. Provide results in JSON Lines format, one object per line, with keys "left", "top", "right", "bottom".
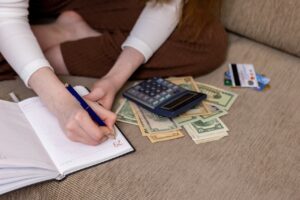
{"left": 0, "top": 0, "right": 227, "bottom": 145}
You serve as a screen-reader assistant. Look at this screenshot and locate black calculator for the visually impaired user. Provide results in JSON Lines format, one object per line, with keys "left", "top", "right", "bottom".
{"left": 123, "top": 77, "right": 207, "bottom": 118}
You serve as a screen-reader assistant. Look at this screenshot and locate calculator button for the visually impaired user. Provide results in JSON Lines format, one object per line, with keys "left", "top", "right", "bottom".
{"left": 128, "top": 89, "right": 137, "bottom": 95}
{"left": 167, "top": 88, "right": 173, "bottom": 93}
{"left": 167, "top": 83, "right": 173, "bottom": 87}
{"left": 150, "top": 92, "right": 155, "bottom": 97}
{"left": 172, "top": 85, "right": 179, "bottom": 90}
{"left": 137, "top": 93, "right": 144, "bottom": 98}
{"left": 153, "top": 101, "right": 159, "bottom": 106}
{"left": 156, "top": 89, "right": 161, "bottom": 93}
{"left": 161, "top": 91, "right": 167, "bottom": 96}
{"left": 134, "top": 85, "right": 141, "bottom": 90}
{"left": 157, "top": 78, "right": 164, "bottom": 83}
{"left": 154, "top": 95, "right": 161, "bottom": 99}
{"left": 138, "top": 88, "right": 145, "bottom": 92}
{"left": 159, "top": 97, "right": 166, "bottom": 102}
{"left": 148, "top": 98, "right": 154, "bottom": 103}
{"left": 145, "top": 90, "right": 150, "bottom": 94}
{"left": 143, "top": 96, "right": 150, "bottom": 101}
{"left": 165, "top": 94, "right": 172, "bottom": 99}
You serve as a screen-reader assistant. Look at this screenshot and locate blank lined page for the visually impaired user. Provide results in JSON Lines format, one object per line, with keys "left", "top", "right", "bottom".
{"left": 0, "top": 100, "right": 55, "bottom": 171}
{"left": 18, "top": 97, "right": 134, "bottom": 175}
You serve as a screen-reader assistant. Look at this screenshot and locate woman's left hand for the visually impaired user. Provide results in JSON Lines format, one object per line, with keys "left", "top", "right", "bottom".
{"left": 85, "top": 76, "right": 119, "bottom": 110}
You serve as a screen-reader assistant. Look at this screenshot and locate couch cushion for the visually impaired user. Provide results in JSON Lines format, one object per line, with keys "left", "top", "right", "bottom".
{"left": 1, "top": 33, "right": 300, "bottom": 199}
{"left": 221, "top": 0, "right": 300, "bottom": 57}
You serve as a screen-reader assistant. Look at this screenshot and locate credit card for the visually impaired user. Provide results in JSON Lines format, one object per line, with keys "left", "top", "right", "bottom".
{"left": 228, "top": 64, "right": 259, "bottom": 88}
{"left": 224, "top": 71, "right": 270, "bottom": 91}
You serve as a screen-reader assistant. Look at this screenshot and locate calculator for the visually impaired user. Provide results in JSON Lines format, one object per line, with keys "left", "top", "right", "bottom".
{"left": 123, "top": 77, "right": 207, "bottom": 118}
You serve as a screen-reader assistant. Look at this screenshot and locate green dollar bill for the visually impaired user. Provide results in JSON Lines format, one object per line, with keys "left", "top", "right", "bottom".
{"left": 198, "top": 104, "right": 228, "bottom": 122}
{"left": 132, "top": 104, "right": 178, "bottom": 135}
{"left": 195, "top": 82, "right": 238, "bottom": 110}
{"left": 116, "top": 99, "right": 138, "bottom": 125}
{"left": 184, "top": 118, "right": 228, "bottom": 140}
{"left": 193, "top": 132, "right": 228, "bottom": 144}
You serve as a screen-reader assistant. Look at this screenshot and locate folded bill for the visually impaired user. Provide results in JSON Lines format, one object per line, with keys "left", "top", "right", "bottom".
{"left": 131, "top": 103, "right": 179, "bottom": 136}
{"left": 183, "top": 118, "right": 228, "bottom": 142}
{"left": 116, "top": 98, "right": 138, "bottom": 125}
{"left": 147, "top": 130, "right": 184, "bottom": 143}
{"left": 196, "top": 82, "right": 238, "bottom": 110}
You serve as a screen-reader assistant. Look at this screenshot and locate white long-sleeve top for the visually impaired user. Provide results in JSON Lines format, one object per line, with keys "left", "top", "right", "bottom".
{"left": 0, "top": 0, "right": 182, "bottom": 87}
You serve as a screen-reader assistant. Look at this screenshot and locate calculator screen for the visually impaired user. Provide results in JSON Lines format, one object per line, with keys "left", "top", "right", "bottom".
{"left": 161, "top": 92, "right": 198, "bottom": 111}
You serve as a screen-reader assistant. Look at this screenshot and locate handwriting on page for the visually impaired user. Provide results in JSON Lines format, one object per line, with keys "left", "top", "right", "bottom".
{"left": 113, "top": 139, "right": 123, "bottom": 147}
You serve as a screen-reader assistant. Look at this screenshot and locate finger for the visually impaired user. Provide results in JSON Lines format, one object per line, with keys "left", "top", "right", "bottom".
{"left": 89, "top": 103, "right": 117, "bottom": 130}
{"left": 97, "top": 99, "right": 111, "bottom": 110}
{"left": 99, "top": 96, "right": 114, "bottom": 110}
{"left": 85, "top": 87, "right": 105, "bottom": 101}
{"left": 75, "top": 109, "right": 112, "bottom": 141}
{"left": 65, "top": 121, "right": 102, "bottom": 146}
{"left": 76, "top": 124, "right": 109, "bottom": 145}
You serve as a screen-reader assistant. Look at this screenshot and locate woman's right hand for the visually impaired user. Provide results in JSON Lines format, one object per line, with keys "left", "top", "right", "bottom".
{"left": 55, "top": 94, "right": 117, "bottom": 145}
{"left": 28, "top": 68, "right": 116, "bottom": 145}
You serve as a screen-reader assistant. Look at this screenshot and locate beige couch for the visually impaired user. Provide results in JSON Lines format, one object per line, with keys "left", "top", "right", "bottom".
{"left": 1, "top": 0, "right": 299, "bottom": 199}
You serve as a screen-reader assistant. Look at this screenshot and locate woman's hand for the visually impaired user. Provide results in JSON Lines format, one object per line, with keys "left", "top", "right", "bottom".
{"left": 29, "top": 68, "right": 116, "bottom": 145}
{"left": 57, "top": 96, "right": 116, "bottom": 145}
{"left": 85, "top": 47, "right": 145, "bottom": 110}
{"left": 56, "top": 94, "right": 117, "bottom": 145}
{"left": 85, "top": 75, "right": 119, "bottom": 110}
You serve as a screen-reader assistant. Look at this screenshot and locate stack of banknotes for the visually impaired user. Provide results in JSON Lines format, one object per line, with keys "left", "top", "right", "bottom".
{"left": 113, "top": 77, "right": 238, "bottom": 144}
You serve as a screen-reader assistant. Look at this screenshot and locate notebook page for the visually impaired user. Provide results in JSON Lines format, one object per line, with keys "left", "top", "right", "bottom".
{"left": 18, "top": 97, "right": 134, "bottom": 175}
{"left": 0, "top": 100, "right": 56, "bottom": 171}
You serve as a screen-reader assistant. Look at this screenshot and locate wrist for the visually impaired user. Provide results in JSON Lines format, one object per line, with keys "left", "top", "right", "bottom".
{"left": 104, "top": 47, "right": 144, "bottom": 90}
{"left": 28, "top": 67, "right": 71, "bottom": 112}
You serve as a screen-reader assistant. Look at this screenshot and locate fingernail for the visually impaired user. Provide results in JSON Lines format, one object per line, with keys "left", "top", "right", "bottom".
{"left": 107, "top": 132, "right": 116, "bottom": 140}
{"left": 109, "top": 128, "right": 116, "bottom": 139}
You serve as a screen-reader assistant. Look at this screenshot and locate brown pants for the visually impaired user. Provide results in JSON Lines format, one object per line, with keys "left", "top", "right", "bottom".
{"left": 0, "top": 0, "right": 228, "bottom": 81}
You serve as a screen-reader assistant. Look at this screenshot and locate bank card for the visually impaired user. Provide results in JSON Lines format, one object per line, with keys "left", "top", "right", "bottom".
{"left": 228, "top": 64, "right": 259, "bottom": 88}
{"left": 224, "top": 71, "right": 270, "bottom": 91}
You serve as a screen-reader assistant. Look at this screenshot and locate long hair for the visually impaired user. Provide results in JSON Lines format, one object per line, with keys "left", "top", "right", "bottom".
{"left": 146, "top": 0, "right": 221, "bottom": 39}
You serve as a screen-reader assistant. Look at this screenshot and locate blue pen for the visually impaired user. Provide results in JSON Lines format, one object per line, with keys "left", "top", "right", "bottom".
{"left": 65, "top": 83, "right": 106, "bottom": 126}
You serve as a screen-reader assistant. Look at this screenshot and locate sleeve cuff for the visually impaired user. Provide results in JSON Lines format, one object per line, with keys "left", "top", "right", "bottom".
{"left": 121, "top": 36, "right": 153, "bottom": 63}
{"left": 19, "top": 58, "right": 53, "bottom": 88}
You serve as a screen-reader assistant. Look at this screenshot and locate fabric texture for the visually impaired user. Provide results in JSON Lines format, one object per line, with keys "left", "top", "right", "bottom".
{"left": 0, "top": 33, "right": 299, "bottom": 199}
{"left": 221, "top": 0, "right": 300, "bottom": 57}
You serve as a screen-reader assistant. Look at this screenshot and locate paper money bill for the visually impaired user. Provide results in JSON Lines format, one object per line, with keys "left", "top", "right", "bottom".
{"left": 173, "top": 103, "right": 227, "bottom": 126}
{"left": 193, "top": 132, "right": 228, "bottom": 144}
{"left": 183, "top": 118, "right": 228, "bottom": 141}
{"left": 198, "top": 104, "right": 228, "bottom": 122}
{"left": 131, "top": 103, "right": 179, "bottom": 136}
{"left": 195, "top": 82, "right": 238, "bottom": 110}
{"left": 116, "top": 99, "right": 138, "bottom": 125}
{"left": 167, "top": 76, "right": 198, "bottom": 91}
{"left": 112, "top": 96, "right": 125, "bottom": 113}
{"left": 168, "top": 77, "right": 211, "bottom": 116}
{"left": 147, "top": 130, "right": 184, "bottom": 143}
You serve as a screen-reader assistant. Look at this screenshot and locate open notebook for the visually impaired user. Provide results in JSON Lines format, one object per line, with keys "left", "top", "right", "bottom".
{"left": 0, "top": 86, "right": 134, "bottom": 195}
